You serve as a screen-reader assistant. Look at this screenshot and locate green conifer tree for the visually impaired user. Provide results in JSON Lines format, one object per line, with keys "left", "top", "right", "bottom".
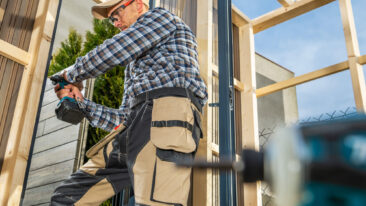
{"left": 49, "top": 20, "right": 124, "bottom": 205}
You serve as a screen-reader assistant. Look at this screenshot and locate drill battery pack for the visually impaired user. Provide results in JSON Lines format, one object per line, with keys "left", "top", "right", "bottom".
{"left": 55, "top": 97, "right": 85, "bottom": 124}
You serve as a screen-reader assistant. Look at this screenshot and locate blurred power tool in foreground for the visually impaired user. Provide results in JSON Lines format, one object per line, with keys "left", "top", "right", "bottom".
{"left": 50, "top": 75, "right": 85, "bottom": 124}
{"left": 179, "top": 115, "right": 366, "bottom": 206}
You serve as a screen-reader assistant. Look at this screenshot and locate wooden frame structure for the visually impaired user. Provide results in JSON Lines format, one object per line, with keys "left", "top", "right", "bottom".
{"left": 193, "top": 0, "right": 365, "bottom": 205}
{"left": 1, "top": 0, "right": 364, "bottom": 205}
{"left": 0, "top": 0, "right": 60, "bottom": 204}
{"left": 235, "top": 0, "right": 365, "bottom": 205}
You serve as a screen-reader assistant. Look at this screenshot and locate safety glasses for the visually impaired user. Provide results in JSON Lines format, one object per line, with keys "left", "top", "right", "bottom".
{"left": 108, "top": 0, "right": 135, "bottom": 24}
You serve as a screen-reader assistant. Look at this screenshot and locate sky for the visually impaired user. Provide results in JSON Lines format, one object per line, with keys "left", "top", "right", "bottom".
{"left": 232, "top": 0, "right": 366, "bottom": 120}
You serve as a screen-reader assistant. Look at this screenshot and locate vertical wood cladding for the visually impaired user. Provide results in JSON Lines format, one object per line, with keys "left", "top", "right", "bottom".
{"left": 0, "top": 0, "right": 40, "bottom": 172}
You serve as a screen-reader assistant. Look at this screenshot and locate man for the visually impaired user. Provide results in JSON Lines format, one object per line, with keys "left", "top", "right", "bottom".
{"left": 50, "top": 0, "right": 207, "bottom": 205}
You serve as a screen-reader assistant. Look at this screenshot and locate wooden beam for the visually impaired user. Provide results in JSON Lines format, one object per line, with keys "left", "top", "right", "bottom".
{"left": 232, "top": 5, "right": 251, "bottom": 27}
{"left": 211, "top": 143, "right": 219, "bottom": 156}
{"left": 212, "top": 66, "right": 245, "bottom": 92}
{"left": 339, "top": 0, "right": 366, "bottom": 111}
{"left": 0, "top": 7, "right": 4, "bottom": 22}
{"left": 348, "top": 57, "right": 366, "bottom": 111}
{"left": 239, "top": 24, "right": 262, "bottom": 206}
{"left": 339, "top": 0, "right": 360, "bottom": 57}
{"left": 252, "top": 0, "right": 336, "bottom": 33}
{"left": 212, "top": 64, "right": 218, "bottom": 76}
{"left": 194, "top": 0, "right": 213, "bottom": 205}
{"left": 0, "top": 40, "right": 31, "bottom": 66}
{"left": 278, "top": 0, "right": 294, "bottom": 7}
{"left": 234, "top": 78, "right": 245, "bottom": 92}
{"left": 359, "top": 54, "right": 366, "bottom": 65}
{"left": 256, "top": 60, "right": 349, "bottom": 97}
{"left": 0, "top": 0, "right": 59, "bottom": 204}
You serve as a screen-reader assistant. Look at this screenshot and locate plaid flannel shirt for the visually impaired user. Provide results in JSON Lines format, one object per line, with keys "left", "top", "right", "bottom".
{"left": 63, "top": 8, "right": 207, "bottom": 132}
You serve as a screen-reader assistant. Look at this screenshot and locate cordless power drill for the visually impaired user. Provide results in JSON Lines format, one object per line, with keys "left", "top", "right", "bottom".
{"left": 179, "top": 115, "right": 366, "bottom": 206}
{"left": 50, "top": 75, "right": 85, "bottom": 124}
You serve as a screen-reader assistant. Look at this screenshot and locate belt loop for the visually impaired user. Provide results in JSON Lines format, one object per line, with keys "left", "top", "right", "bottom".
{"left": 146, "top": 90, "right": 149, "bottom": 102}
{"left": 184, "top": 87, "right": 191, "bottom": 100}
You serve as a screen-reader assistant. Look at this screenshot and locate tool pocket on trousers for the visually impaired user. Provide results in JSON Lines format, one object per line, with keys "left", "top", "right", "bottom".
{"left": 150, "top": 97, "right": 202, "bottom": 205}
{"left": 149, "top": 96, "right": 200, "bottom": 205}
{"left": 150, "top": 96, "right": 197, "bottom": 153}
{"left": 151, "top": 149, "right": 192, "bottom": 205}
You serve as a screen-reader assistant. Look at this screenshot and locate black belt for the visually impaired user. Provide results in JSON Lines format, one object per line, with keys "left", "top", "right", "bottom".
{"left": 130, "top": 87, "right": 203, "bottom": 112}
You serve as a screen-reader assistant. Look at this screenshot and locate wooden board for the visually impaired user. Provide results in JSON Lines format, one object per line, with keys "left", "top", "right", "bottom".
{"left": 252, "top": 0, "right": 336, "bottom": 33}
{"left": 43, "top": 116, "right": 72, "bottom": 135}
{"left": 339, "top": 0, "right": 366, "bottom": 111}
{"left": 38, "top": 101, "right": 58, "bottom": 121}
{"left": 339, "top": 0, "right": 360, "bottom": 57}
{"left": 41, "top": 89, "right": 59, "bottom": 106}
{"left": 278, "top": 0, "right": 294, "bottom": 7}
{"left": 0, "top": 7, "right": 4, "bottom": 22}
{"left": 23, "top": 181, "right": 63, "bottom": 205}
{"left": 33, "top": 125, "right": 79, "bottom": 154}
{"left": 239, "top": 24, "right": 262, "bottom": 206}
{"left": 29, "top": 141, "right": 77, "bottom": 171}
{"left": 0, "top": 40, "right": 30, "bottom": 65}
{"left": 0, "top": 0, "right": 39, "bottom": 173}
{"left": 359, "top": 54, "right": 366, "bottom": 65}
{"left": 26, "top": 159, "right": 74, "bottom": 189}
{"left": 232, "top": 5, "right": 250, "bottom": 27}
{"left": 256, "top": 60, "right": 349, "bottom": 97}
{"left": 194, "top": 0, "right": 213, "bottom": 205}
{"left": 348, "top": 57, "right": 366, "bottom": 111}
{"left": 0, "top": 0, "right": 60, "bottom": 204}
{"left": 212, "top": 64, "right": 244, "bottom": 92}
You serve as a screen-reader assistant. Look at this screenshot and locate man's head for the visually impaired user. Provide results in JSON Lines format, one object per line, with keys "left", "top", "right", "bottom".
{"left": 92, "top": 0, "right": 149, "bottom": 31}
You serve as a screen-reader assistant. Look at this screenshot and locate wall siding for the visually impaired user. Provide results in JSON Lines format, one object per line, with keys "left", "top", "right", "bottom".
{"left": 22, "top": 79, "right": 81, "bottom": 205}
{"left": 0, "top": 0, "right": 40, "bottom": 172}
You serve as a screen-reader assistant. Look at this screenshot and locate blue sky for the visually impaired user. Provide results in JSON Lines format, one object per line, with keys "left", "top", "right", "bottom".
{"left": 232, "top": 0, "right": 366, "bottom": 119}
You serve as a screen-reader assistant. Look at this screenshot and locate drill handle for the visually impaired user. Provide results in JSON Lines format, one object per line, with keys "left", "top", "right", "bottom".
{"left": 50, "top": 75, "right": 69, "bottom": 90}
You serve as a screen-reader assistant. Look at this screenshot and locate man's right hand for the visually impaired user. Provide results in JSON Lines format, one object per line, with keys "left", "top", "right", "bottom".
{"left": 51, "top": 72, "right": 84, "bottom": 101}
{"left": 54, "top": 84, "right": 84, "bottom": 102}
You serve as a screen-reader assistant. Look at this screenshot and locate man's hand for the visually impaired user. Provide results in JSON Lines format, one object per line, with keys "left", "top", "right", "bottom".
{"left": 54, "top": 84, "right": 84, "bottom": 102}
{"left": 61, "top": 72, "right": 84, "bottom": 91}
{"left": 51, "top": 71, "right": 84, "bottom": 101}
{"left": 51, "top": 71, "right": 84, "bottom": 92}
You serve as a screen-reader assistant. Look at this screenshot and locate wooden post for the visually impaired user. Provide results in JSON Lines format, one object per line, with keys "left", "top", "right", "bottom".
{"left": 194, "top": 0, "right": 213, "bottom": 205}
{"left": 239, "top": 24, "right": 262, "bottom": 206}
{"left": 339, "top": 0, "right": 366, "bottom": 112}
{"left": 0, "top": 0, "right": 60, "bottom": 204}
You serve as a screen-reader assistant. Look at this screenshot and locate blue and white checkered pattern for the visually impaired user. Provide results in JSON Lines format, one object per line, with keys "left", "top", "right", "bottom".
{"left": 64, "top": 8, "right": 207, "bottom": 131}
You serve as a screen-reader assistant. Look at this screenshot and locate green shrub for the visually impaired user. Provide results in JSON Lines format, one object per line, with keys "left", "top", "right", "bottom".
{"left": 49, "top": 19, "right": 123, "bottom": 206}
